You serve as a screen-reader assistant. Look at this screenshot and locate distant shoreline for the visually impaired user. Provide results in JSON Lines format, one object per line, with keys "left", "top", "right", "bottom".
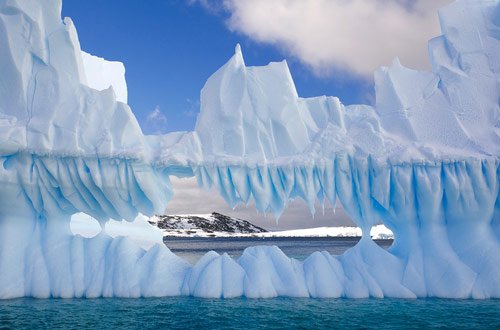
{"left": 163, "top": 236, "right": 393, "bottom": 241}
{"left": 160, "top": 224, "right": 394, "bottom": 240}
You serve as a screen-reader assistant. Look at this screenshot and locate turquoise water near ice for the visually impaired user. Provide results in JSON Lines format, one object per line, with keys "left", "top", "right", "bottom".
{"left": 0, "top": 238, "right": 498, "bottom": 329}
{"left": 1, "top": 297, "right": 499, "bottom": 329}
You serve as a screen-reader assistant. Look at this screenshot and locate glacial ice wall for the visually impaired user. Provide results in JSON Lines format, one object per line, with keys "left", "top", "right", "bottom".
{"left": 0, "top": 0, "right": 498, "bottom": 299}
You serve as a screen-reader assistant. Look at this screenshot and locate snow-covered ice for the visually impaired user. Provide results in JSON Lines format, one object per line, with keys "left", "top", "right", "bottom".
{"left": 0, "top": 0, "right": 498, "bottom": 299}
{"left": 256, "top": 225, "right": 393, "bottom": 240}
{"left": 81, "top": 51, "right": 128, "bottom": 104}
{"left": 70, "top": 213, "right": 163, "bottom": 249}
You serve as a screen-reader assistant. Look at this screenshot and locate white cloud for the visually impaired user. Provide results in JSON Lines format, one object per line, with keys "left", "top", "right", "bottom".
{"left": 206, "top": 0, "right": 453, "bottom": 77}
{"left": 166, "top": 177, "right": 355, "bottom": 230}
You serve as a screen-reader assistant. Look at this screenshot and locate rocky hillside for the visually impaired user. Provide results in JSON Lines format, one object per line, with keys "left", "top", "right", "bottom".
{"left": 149, "top": 212, "right": 267, "bottom": 237}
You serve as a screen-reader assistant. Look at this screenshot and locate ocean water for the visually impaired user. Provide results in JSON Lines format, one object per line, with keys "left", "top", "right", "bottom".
{"left": 164, "top": 236, "right": 392, "bottom": 264}
{"left": 1, "top": 297, "right": 499, "bottom": 329}
{"left": 0, "top": 238, "right": 498, "bottom": 329}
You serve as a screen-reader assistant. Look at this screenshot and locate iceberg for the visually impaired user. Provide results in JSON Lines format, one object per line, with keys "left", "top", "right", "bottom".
{"left": 0, "top": 0, "right": 498, "bottom": 299}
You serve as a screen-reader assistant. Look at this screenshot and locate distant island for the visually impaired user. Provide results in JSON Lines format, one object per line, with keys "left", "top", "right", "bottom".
{"left": 149, "top": 212, "right": 394, "bottom": 239}
{"left": 149, "top": 212, "right": 268, "bottom": 236}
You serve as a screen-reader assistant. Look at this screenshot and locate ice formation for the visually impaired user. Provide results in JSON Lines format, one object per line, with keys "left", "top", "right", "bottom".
{"left": 0, "top": 0, "right": 498, "bottom": 299}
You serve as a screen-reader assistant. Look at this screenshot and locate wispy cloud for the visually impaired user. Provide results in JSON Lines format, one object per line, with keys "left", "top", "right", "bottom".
{"left": 183, "top": 98, "right": 200, "bottom": 118}
{"left": 191, "top": 0, "right": 452, "bottom": 77}
{"left": 146, "top": 105, "right": 167, "bottom": 134}
{"left": 147, "top": 105, "right": 167, "bottom": 123}
{"left": 186, "top": 0, "right": 225, "bottom": 14}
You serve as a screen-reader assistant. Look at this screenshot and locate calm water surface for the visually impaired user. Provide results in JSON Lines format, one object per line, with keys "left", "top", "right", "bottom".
{"left": 1, "top": 238, "right": 498, "bottom": 329}
{"left": 164, "top": 236, "right": 392, "bottom": 264}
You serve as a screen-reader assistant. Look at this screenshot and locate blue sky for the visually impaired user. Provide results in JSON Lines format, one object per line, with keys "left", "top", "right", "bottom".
{"left": 63, "top": 0, "right": 377, "bottom": 134}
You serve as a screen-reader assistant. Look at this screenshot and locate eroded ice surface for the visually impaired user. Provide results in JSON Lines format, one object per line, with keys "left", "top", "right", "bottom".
{"left": 0, "top": 0, "right": 498, "bottom": 299}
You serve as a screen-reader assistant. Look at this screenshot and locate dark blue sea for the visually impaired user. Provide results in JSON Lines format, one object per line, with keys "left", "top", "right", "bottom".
{"left": 0, "top": 238, "right": 498, "bottom": 329}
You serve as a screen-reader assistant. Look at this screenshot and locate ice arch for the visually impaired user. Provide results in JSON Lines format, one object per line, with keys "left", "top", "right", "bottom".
{"left": 0, "top": 0, "right": 498, "bottom": 299}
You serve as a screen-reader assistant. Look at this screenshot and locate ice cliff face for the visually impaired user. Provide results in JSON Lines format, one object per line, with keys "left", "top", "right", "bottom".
{"left": 0, "top": 0, "right": 498, "bottom": 299}
{"left": 0, "top": 4, "right": 145, "bottom": 158}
